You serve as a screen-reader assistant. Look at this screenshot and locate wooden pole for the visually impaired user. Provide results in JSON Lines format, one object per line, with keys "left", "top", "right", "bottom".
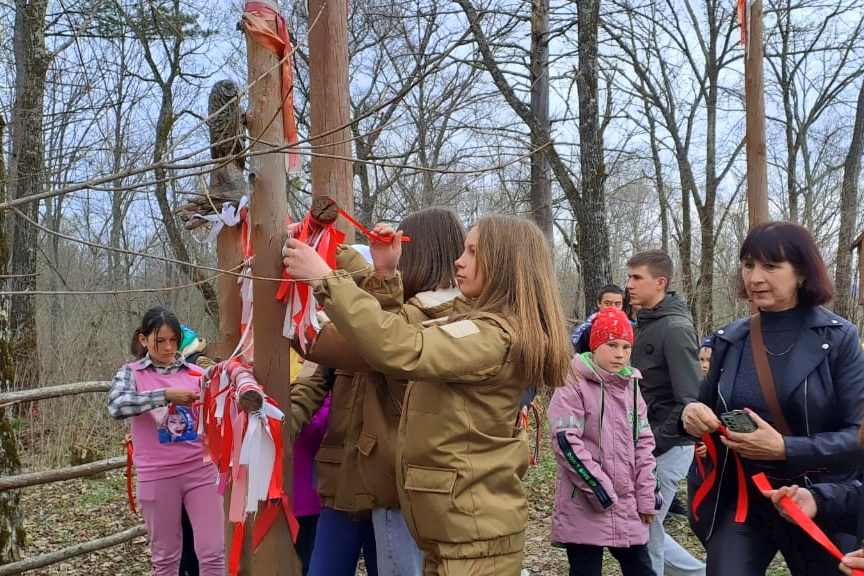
{"left": 745, "top": 0, "right": 769, "bottom": 228}
{"left": 308, "top": 0, "right": 355, "bottom": 241}
{"left": 243, "top": 6, "right": 299, "bottom": 576}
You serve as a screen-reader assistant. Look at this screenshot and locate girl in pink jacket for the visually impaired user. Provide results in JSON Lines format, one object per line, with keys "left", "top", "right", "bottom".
{"left": 548, "top": 307, "right": 660, "bottom": 576}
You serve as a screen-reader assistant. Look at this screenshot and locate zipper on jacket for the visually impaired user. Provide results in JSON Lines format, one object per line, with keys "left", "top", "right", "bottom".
{"left": 804, "top": 377, "right": 810, "bottom": 436}
{"left": 706, "top": 384, "right": 731, "bottom": 541}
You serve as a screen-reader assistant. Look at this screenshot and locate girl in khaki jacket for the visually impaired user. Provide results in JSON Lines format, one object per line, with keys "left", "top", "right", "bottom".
{"left": 284, "top": 214, "right": 573, "bottom": 576}
{"left": 291, "top": 208, "right": 466, "bottom": 576}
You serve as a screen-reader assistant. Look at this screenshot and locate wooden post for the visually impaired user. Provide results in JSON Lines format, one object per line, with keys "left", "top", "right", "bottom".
{"left": 215, "top": 226, "right": 244, "bottom": 568}
{"left": 745, "top": 0, "right": 769, "bottom": 228}
{"left": 308, "top": 0, "right": 355, "bottom": 241}
{"left": 243, "top": 6, "right": 299, "bottom": 576}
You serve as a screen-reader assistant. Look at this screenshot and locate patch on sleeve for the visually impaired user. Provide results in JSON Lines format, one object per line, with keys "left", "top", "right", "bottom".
{"left": 440, "top": 320, "right": 480, "bottom": 339}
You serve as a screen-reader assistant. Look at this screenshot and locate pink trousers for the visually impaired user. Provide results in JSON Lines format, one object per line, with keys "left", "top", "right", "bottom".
{"left": 138, "top": 465, "right": 225, "bottom": 576}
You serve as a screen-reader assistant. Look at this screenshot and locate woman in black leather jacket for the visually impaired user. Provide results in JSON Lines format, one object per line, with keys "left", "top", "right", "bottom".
{"left": 681, "top": 221, "right": 864, "bottom": 576}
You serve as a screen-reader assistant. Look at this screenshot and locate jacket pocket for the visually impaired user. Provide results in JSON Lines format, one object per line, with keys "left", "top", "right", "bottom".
{"left": 314, "top": 445, "right": 343, "bottom": 501}
{"left": 403, "top": 465, "right": 474, "bottom": 542}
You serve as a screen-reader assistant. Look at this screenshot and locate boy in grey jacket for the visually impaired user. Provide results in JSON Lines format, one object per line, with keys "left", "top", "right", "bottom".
{"left": 627, "top": 249, "right": 706, "bottom": 576}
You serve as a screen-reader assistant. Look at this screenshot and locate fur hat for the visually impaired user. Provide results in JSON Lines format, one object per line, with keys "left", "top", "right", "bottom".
{"left": 589, "top": 307, "right": 634, "bottom": 351}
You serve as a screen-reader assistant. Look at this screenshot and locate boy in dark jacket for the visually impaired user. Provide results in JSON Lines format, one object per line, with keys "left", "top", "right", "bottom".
{"left": 627, "top": 249, "right": 705, "bottom": 576}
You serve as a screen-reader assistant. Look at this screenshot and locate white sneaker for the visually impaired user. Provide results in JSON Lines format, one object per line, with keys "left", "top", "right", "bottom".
{"left": 521, "top": 570, "right": 530, "bottom": 576}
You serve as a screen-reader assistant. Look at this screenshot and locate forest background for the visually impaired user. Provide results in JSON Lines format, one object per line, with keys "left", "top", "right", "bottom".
{"left": 0, "top": 0, "right": 863, "bottom": 569}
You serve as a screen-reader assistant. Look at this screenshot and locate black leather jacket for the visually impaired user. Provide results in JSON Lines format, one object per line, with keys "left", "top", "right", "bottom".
{"left": 688, "top": 306, "right": 864, "bottom": 542}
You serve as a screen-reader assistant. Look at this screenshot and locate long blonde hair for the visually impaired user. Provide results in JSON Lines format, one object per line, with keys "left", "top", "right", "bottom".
{"left": 468, "top": 215, "right": 571, "bottom": 389}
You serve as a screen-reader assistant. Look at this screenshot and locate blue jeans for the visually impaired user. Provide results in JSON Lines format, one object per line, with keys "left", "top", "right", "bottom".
{"left": 372, "top": 508, "right": 423, "bottom": 576}
{"left": 308, "top": 507, "right": 378, "bottom": 576}
{"left": 648, "top": 445, "right": 705, "bottom": 576}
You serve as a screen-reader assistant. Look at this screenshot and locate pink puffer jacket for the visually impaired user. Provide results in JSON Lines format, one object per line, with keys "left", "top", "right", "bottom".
{"left": 547, "top": 353, "right": 659, "bottom": 547}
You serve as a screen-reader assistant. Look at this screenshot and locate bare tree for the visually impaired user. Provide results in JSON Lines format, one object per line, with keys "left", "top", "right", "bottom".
{"left": 765, "top": 0, "right": 864, "bottom": 225}
{"left": 0, "top": 114, "right": 26, "bottom": 565}
{"left": 530, "top": 0, "right": 553, "bottom": 244}
{"left": 8, "top": 0, "right": 50, "bottom": 394}
{"left": 454, "top": 0, "right": 612, "bottom": 316}
{"left": 605, "top": 0, "right": 743, "bottom": 334}
{"left": 118, "top": 0, "right": 219, "bottom": 315}
{"left": 834, "top": 80, "right": 864, "bottom": 319}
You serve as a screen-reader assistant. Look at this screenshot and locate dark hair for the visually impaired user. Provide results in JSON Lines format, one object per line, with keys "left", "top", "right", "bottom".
{"left": 627, "top": 249, "right": 673, "bottom": 290}
{"left": 398, "top": 208, "right": 465, "bottom": 300}
{"left": 137, "top": 306, "right": 182, "bottom": 357}
{"left": 596, "top": 284, "right": 624, "bottom": 303}
{"left": 622, "top": 287, "right": 636, "bottom": 321}
{"left": 735, "top": 221, "right": 834, "bottom": 307}
{"left": 129, "top": 330, "right": 146, "bottom": 359}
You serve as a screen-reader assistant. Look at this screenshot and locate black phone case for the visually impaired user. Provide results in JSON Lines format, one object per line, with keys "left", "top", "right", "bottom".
{"left": 720, "top": 411, "right": 757, "bottom": 433}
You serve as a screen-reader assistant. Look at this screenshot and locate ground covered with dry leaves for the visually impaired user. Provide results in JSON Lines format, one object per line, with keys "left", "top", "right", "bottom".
{"left": 20, "top": 422, "right": 789, "bottom": 575}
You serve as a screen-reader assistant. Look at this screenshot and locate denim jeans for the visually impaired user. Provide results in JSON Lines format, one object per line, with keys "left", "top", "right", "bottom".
{"left": 648, "top": 445, "right": 706, "bottom": 576}
{"left": 307, "top": 507, "right": 378, "bottom": 576}
{"left": 372, "top": 508, "right": 423, "bottom": 576}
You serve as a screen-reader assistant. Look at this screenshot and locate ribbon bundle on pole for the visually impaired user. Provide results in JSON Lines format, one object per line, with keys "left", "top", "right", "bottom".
{"left": 197, "top": 358, "right": 298, "bottom": 575}
{"left": 277, "top": 196, "right": 344, "bottom": 348}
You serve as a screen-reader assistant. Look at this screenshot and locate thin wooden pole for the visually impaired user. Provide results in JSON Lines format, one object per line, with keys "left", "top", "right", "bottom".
{"left": 745, "top": 0, "right": 769, "bottom": 228}
{"left": 0, "top": 525, "right": 148, "bottom": 576}
{"left": 308, "top": 0, "right": 355, "bottom": 241}
{"left": 243, "top": 5, "right": 298, "bottom": 575}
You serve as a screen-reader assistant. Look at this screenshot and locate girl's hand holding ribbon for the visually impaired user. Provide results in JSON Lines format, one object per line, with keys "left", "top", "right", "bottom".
{"left": 282, "top": 237, "right": 332, "bottom": 288}
{"left": 369, "top": 223, "right": 402, "bottom": 277}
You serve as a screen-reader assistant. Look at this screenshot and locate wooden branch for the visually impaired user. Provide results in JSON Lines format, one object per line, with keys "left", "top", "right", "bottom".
{"left": 0, "top": 525, "right": 147, "bottom": 576}
{"left": 0, "top": 457, "right": 125, "bottom": 492}
{"left": 0, "top": 381, "right": 111, "bottom": 407}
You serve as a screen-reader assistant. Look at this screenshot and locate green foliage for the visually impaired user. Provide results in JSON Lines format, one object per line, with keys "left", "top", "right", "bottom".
{"left": 81, "top": 0, "right": 215, "bottom": 42}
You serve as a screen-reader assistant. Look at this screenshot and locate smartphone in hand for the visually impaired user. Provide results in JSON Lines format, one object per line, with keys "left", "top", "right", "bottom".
{"left": 720, "top": 410, "right": 757, "bottom": 433}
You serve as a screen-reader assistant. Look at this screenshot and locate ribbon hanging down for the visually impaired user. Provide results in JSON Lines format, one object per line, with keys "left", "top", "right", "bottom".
{"left": 242, "top": 2, "right": 300, "bottom": 173}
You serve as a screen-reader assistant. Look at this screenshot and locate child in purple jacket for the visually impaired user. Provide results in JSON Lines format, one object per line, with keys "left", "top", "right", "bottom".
{"left": 548, "top": 307, "right": 660, "bottom": 576}
{"left": 292, "top": 362, "right": 331, "bottom": 576}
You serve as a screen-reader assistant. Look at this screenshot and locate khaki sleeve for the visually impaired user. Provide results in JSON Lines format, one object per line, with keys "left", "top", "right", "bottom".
{"left": 334, "top": 244, "right": 403, "bottom": 312}
{"left": 301, "top": 324, "right": 372, "bottom": 373}
{"left": 290, "top": 361, "right": 331, "bottom": 434}
{"left": 315, "top": 273, "right": 510, "bottom": 383}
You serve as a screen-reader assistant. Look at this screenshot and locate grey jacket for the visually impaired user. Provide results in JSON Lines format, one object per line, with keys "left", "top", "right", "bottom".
{"left": 632, "top": 292, "right": 701, "bottom": 455}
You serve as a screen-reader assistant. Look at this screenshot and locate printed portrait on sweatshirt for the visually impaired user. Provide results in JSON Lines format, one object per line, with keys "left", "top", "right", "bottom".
{"left": 154, "top": 406, "right": 198, "bottom": 443}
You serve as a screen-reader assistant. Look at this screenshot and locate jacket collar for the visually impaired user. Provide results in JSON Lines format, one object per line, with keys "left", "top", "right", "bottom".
{"left": 715, "top": 306, "right": 838, "bottom": 406}
{"left": 715, "top": 306, "right": 838, "bottom": 344}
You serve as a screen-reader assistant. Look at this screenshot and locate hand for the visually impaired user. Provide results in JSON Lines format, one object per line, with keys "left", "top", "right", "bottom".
{"left": 282, "top": 237, "right": 333, "bottom": 288}
{"left": 720, "top": 409, "right": 786, "bottom": 460}
{"left": 165, "top": 387, "right": 199, "bottom": 406}
{"left": 682, "top": 402, "right": 720, "bottom": 437}
{"left": 695, "top": 441, "right": 708, "bottom": 458}
{"left": 639, "top": 513, "right": 656, "bottom": 524}
{"left": 762, "top": 484, "right": 816, "bottom": 525}
{"left": 121, "top": 433, "right": 132, "bottom": 446}
{"left": 840, "top": 549, "right": 864, "bottom": 575}
{"left": 369, "top": 223, "right": 403, "bottom": 276}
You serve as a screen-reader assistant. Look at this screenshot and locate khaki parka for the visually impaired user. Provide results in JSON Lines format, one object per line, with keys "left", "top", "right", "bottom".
{"left": 289, "top": 245, "right": 401, "bottom": 514}
{"left": 314, "top": 272, "right": 530, "bottom": 559}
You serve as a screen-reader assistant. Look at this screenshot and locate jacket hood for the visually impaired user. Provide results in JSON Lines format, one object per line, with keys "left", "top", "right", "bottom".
{"left": 574, "top": 352, "right": 642, "bottom": 386}
{"left": 637, "top": 291, "right": 692, "bottom": 324}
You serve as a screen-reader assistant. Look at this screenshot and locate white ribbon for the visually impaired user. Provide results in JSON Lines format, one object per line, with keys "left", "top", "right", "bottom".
{"left": 190, "top": 195, "right": 249, "bottom": 243}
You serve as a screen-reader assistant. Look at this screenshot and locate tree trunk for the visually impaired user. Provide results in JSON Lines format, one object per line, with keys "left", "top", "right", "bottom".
{"left": 530, "top": 0, "right": 553, "bottom": 246}
{"left": 575, "top": 0, "right": 612, "bottom": 317}
{"left": 151, "top": 88, "right": 219, "bottom": 315}
{"left": 0, "top": 113, "right": 26, "bottom": 564}
{"left": 834, "top": 80, "right": 864, "bottom": 319}
{"left": 8, "top": 0, "right": 50, "bottom": 394}
{"left": 646, "top": 111, "right": 669, "bottom": 254}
